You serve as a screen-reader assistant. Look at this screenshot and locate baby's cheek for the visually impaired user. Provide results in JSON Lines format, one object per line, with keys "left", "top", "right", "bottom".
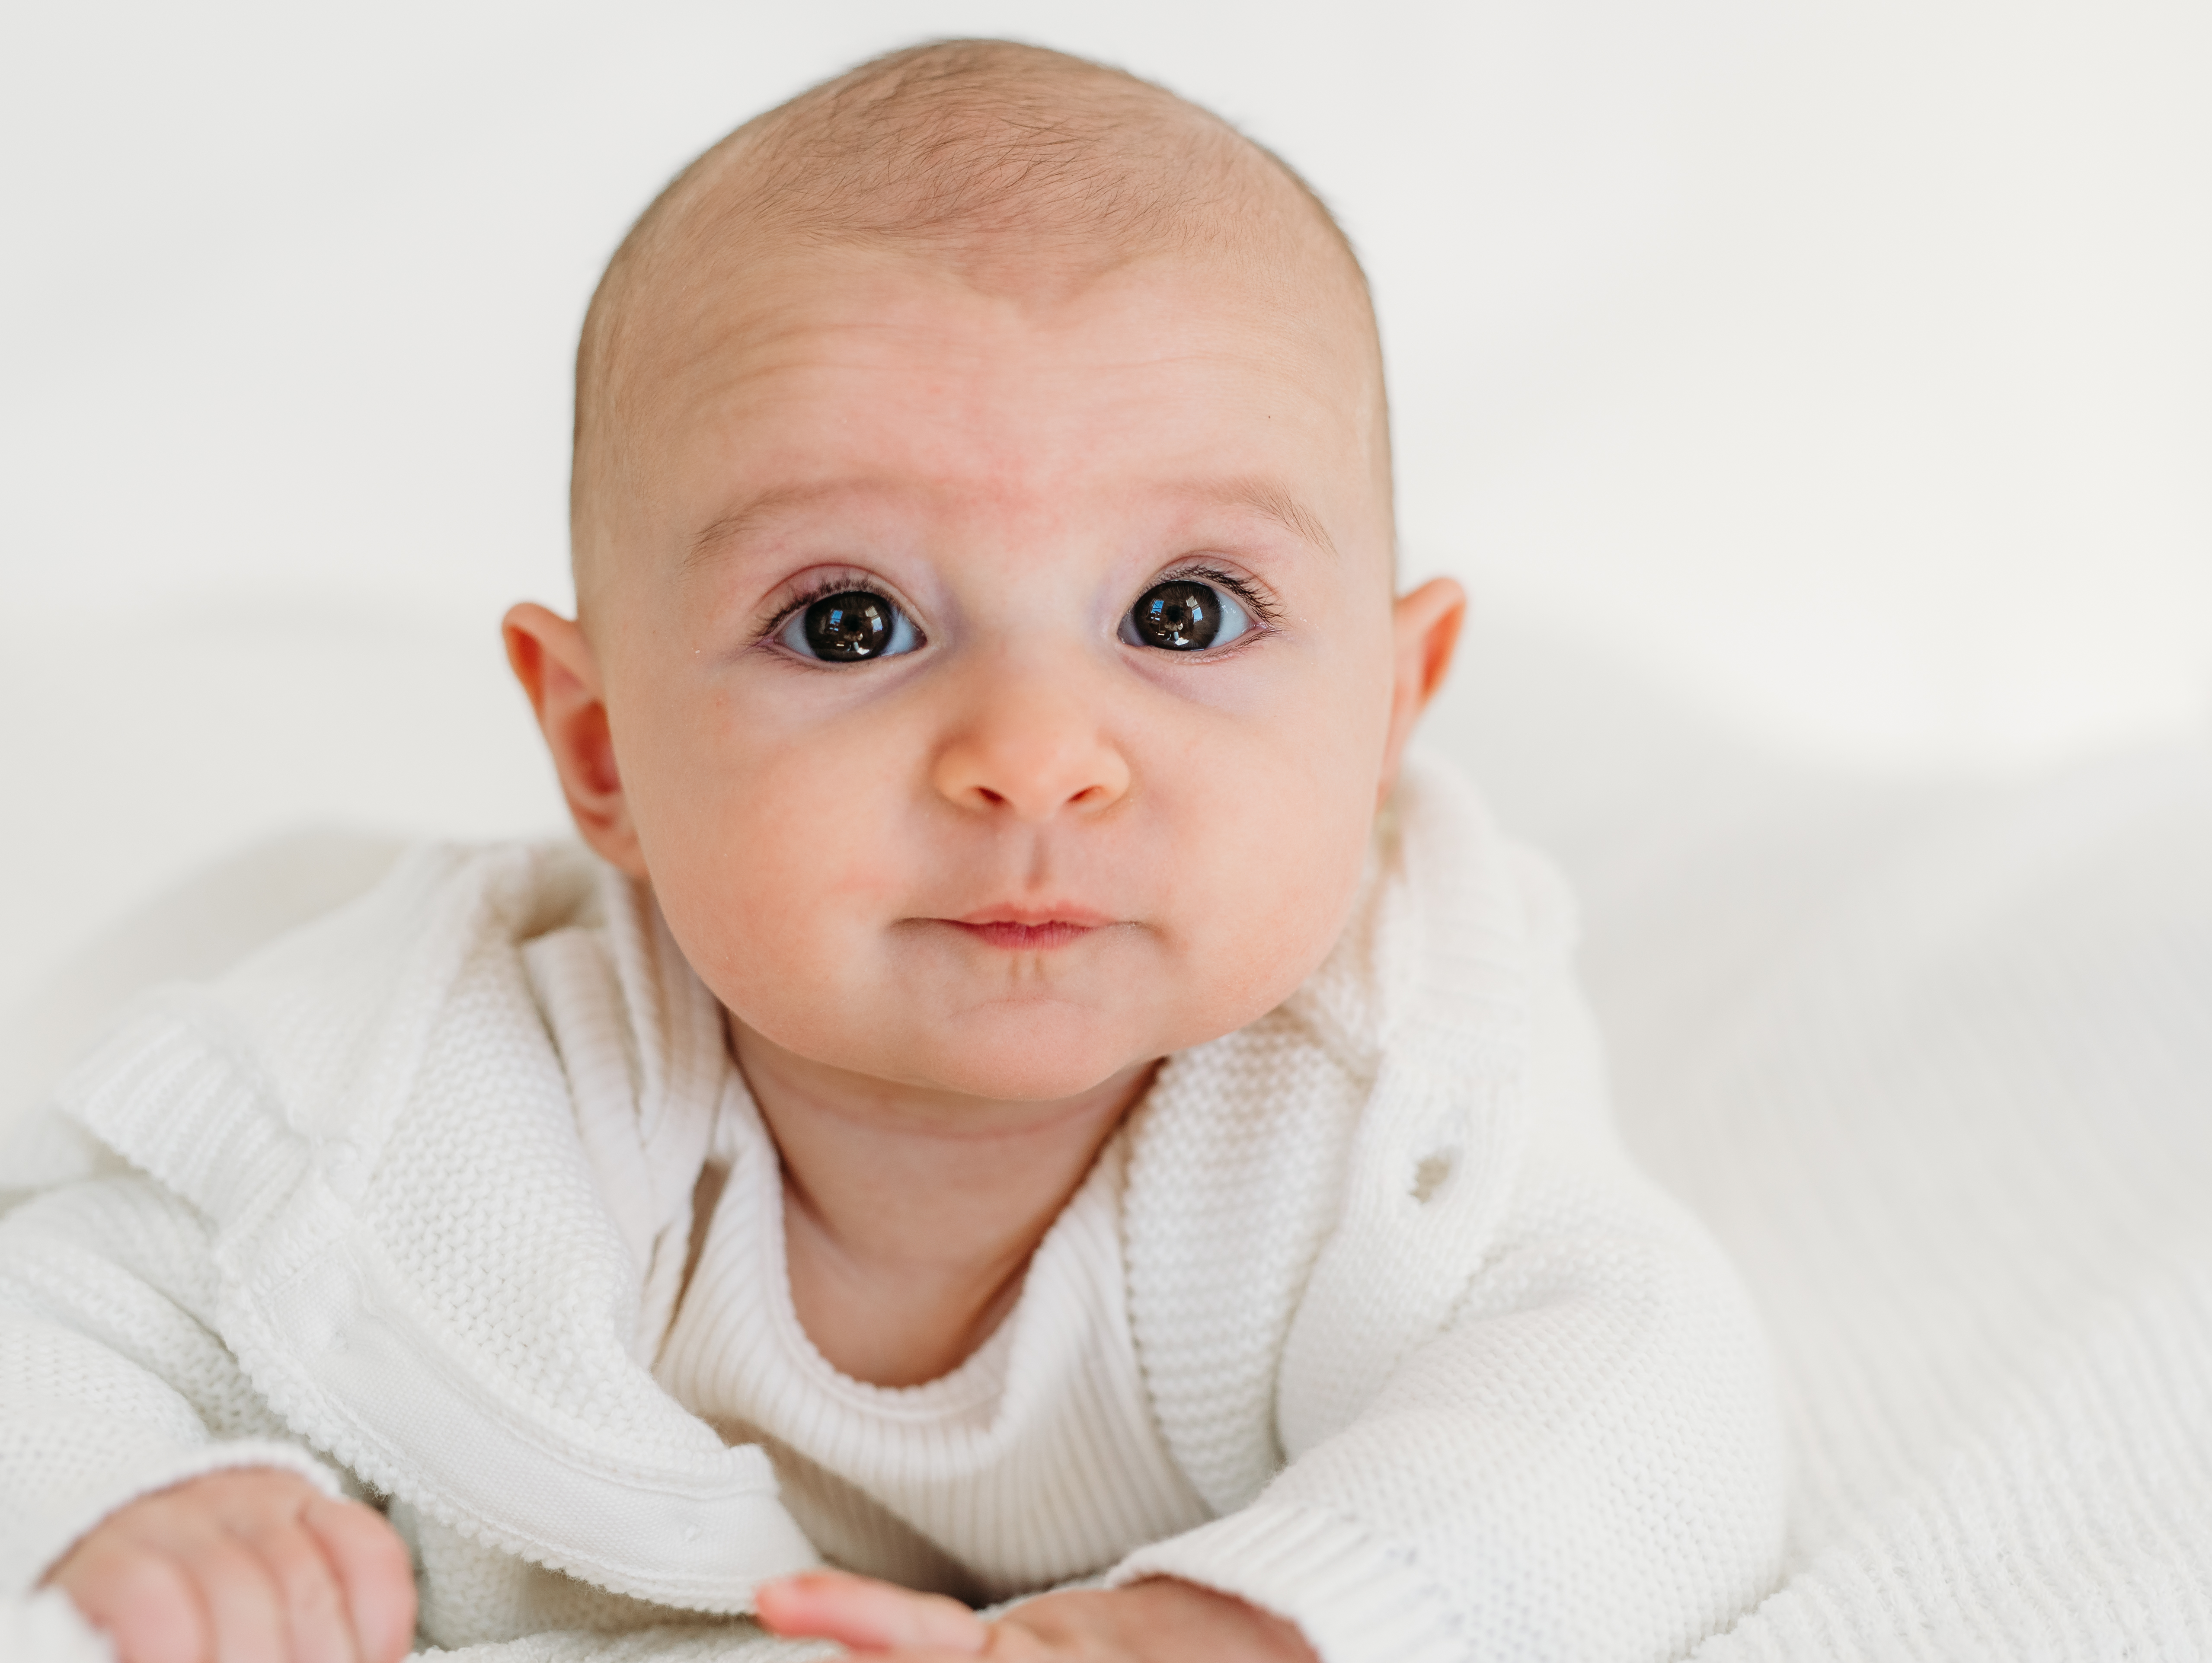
{"left": 1173, "top": 749, "right": 1372, "bottom": 1027}
{"left": 656, "top": 798, "right": 885, "bottom": 994}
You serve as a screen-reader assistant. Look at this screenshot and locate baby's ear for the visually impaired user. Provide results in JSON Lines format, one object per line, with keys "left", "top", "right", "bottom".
{"left": 1379, "top": 576, "right": 1467, "bottom": 802}
{"left": 502, "top": 603, "right": 647, "bottom": 876}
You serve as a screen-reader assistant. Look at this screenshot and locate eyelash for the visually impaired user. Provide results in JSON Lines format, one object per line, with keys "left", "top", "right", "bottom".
{"left": 752, "top": 562, "right": 1281, "bottom": 646}
{"left": 1151, "top": 562, "right": 1282, "bottom": 631}
{"left": 755, "top": 571, "right": 901, "bottom": 645}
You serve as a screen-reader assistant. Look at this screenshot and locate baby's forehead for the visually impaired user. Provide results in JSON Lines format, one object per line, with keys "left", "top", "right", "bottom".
{"left": 651, "top": 233, "right": 1367, "bottom": 409}
{"left": 647, "top": 248, "right": 1377, "bottom": 566}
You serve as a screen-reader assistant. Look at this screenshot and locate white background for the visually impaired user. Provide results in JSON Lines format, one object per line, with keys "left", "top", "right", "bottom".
{"left": 3, "top": 0, "right": 2208, "bottom": 1010}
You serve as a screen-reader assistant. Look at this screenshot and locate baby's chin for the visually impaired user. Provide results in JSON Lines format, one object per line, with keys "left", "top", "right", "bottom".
{"left": 883, "top": 1023, "right": 1165, "bottom": 1105}
{"left": 914, "top": 1049, "right": 1152, "bottom": 1106}
{"left": 742, "top": 997, "right": 1219, "bottom": 1107}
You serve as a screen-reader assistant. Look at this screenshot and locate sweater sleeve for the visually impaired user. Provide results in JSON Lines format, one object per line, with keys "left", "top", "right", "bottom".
{"left": 1110, "top": 977, "right": 1788, "bottom": 1663}
{"left": 0, "top": 1173, "right": 347, "bottom": 1595}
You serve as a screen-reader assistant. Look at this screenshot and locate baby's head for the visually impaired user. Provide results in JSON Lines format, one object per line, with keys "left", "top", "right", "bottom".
{"left": 506, "top": 41, "right": 1464, "bottom": 1106}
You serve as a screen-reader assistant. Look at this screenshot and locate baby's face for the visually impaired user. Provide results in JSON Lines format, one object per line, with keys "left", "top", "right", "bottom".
{"left": 534, "top": 243, "right": 1452, "bottom": 1102}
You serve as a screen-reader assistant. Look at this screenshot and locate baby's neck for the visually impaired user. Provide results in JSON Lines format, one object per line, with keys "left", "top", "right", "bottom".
{"left": 728, "top": 1023, "right": 1154, "bottom": 1388}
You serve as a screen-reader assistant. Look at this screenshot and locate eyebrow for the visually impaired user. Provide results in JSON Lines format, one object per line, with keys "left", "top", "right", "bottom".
{"left": 683, "top": 475, "right": 1340, "bottom": 569}
{"left": 685, "top": 482, "right": 863, "bottom": 573}
{"left": 1219, "top": 479, "right": 1339, "bottom": 559}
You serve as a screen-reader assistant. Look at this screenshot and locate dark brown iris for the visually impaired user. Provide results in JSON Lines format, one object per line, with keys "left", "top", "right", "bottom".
{"left": 803, "top": 592, "right": 894, "bottom": 660}
{"left": 1129, "top": 580, "right": 1220, "bottom": 651}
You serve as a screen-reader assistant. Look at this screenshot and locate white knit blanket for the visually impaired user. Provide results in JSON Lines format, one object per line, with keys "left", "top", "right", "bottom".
{"left": 1585, "top": 737, "right": 2212, "bottom": 1662}
{"left": 6, "top": 732, "right": 2212, "bottom": 1661}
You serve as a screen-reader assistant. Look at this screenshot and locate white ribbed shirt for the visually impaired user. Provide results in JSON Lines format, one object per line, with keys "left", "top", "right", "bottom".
{"left": 652, "top": 1088, "right": 1212, "bottom": 1604}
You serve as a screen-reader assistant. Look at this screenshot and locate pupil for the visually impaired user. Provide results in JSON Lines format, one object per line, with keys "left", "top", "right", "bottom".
{"left": 803, "top": 592, "right": 892, "bottom": 660}
{"left": 1133, "top": 581, "right": 1219, "bottom": 651}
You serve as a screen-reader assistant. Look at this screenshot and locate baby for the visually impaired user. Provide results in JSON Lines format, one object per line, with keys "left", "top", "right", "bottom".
{"left": 4, "top": 40, "right": 1785, "bottom": 1663}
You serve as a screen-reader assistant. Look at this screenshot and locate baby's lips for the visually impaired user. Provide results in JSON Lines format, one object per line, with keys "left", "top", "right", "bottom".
{"left": 951, "top": 900, "right": 1118, "bottom": 929}
{"left": 946, "top": 918, "right": 1101, "bottom": 950}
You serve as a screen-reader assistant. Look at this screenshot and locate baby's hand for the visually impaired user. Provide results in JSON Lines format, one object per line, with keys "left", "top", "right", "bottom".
{"left": 756, "top": 1569, "right": 1318, "bottom": 1663}
{"left": 44, "top": 1467, "right": 416, "bottom": 1663}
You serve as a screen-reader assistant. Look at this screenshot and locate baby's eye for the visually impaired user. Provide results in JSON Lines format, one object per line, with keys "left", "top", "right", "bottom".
{"left": 778, "top": 590, "right": 923, "bottom": 662}
{"left": 1119, "top": 579, "right": 1253, "bottom": 653}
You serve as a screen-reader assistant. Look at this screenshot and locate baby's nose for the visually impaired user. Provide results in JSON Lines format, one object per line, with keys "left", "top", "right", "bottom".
{"left": 930, "top": 679, "right": 1131, "bottom": 821}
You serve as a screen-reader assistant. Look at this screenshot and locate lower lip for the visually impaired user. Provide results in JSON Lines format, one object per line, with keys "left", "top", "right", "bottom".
{"left": 948, "top": 920, "right": 1098, "bottom": 951}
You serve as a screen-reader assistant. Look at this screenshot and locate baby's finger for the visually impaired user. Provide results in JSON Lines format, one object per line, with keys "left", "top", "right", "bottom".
{"left": 52, "top": 1540, "right": 209, "bottom": 1663}
{"left": 850, "top": 1642, "right": 1055, "bottom": 1663}
{"left": 173, "top": 1529, "right": 289, "bottom": 1663}
{"left": 756, "top": 1570, "right": 988, "bottom": 1653}
{"left": 234, "top": 1514, "right": 359, "bottom": 1663}
{"left": 302, "top": 1494, "right": 419, "bottom": 1663}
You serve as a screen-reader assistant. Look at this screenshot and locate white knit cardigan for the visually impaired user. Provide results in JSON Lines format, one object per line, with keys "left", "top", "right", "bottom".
{"left": 0, "top": 756, "right": 1784, "bottom": 1661}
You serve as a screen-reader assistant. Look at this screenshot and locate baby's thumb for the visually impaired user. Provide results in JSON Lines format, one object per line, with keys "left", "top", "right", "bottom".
{"left": 756, "top": 1570, "right": 988, "bottom": 1653}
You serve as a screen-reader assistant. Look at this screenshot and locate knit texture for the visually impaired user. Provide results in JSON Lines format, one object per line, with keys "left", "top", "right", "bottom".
{"left": 653, "top": 1109, "right": 1212, "bottom": 1605}
{"left": 0, "top": 1590, "right": 114, "bottom": 1663}
{"left": 0, "top": 752, "right": 1785, "bottom": 1660}
{"left": 1578, "top": 744, "right": 2212, "bottom": 1661}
